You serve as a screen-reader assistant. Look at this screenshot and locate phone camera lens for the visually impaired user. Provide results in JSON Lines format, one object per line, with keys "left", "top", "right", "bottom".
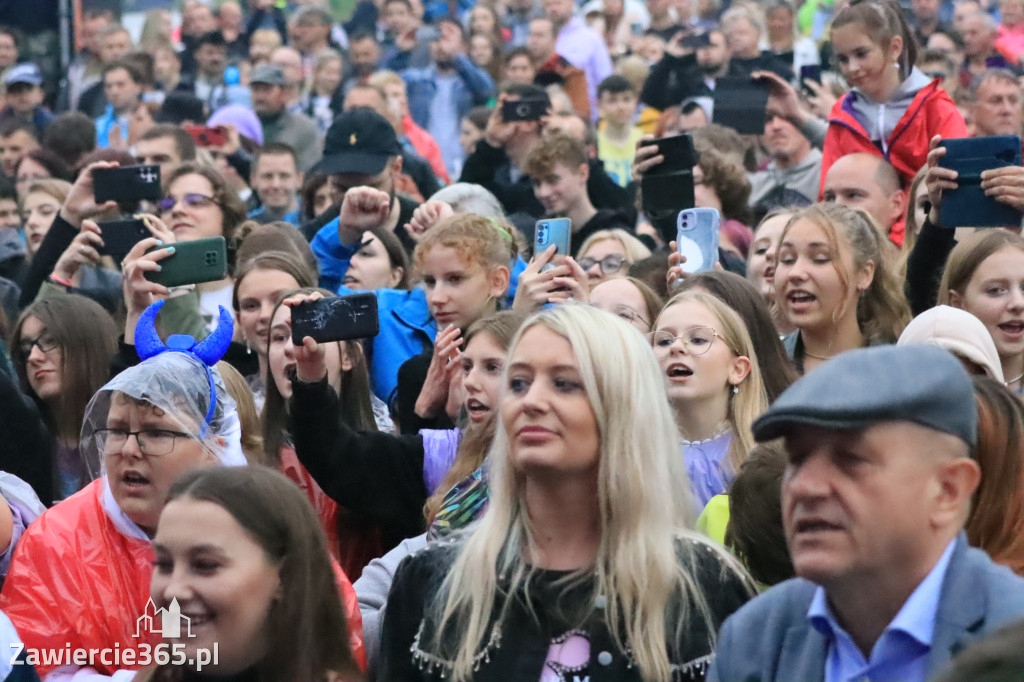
{"left": 516, "top": 103, "right": 529, "bottom": 117}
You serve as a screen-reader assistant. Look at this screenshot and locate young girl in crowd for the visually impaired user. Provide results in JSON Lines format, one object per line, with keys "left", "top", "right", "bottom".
{"left": 967, "top": 376, "right": 1024, "bottom": 575}
{"left": 289, "top": 301, "right": 526, "bottom": 554}
{"left": 10, "top": 295, "right": 118, "bottom": 503}
{"left": 379, "top": 305, "right": 754, "bottom": 681}
{"left": 145, "top": 467, "right": 363, "bottom": 682}
{"left": 590, "top": 276, "right": 664, "bottom": 332}
{"left": 820, "top": 0, "right": 967, "bottom": 189}
{"left": 20, "top": 179, "right": 71, "bottom": 263}
{"left": 746, "top": 209, "right": 796, "bottom": 335}
{"left": 264, "top": 287, "right": 393, "bottom": 578}
{"left": 315, "top": 192, "right": 517, "bottom": 414}
{"left": 232, "top": 251, "right": 318, "bottom": 408}
{"left": 343, "top": 229, "right": 410, "bottom": 291}
{"left": 651, "top": 290, "right": 769, "bottom": 510}
{"left": 676, "top": 270, "right": 797, "bottom": 402}
{"left": 939, "top": 230, "right": 1024, "bottom": 394}
{"left": 774, "top": 202, "right": 910, "bottom": 373}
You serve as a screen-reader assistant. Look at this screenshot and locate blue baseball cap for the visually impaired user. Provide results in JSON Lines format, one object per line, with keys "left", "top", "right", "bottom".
{"left": 4, "top": 64, "right": 42, "bottom": 87}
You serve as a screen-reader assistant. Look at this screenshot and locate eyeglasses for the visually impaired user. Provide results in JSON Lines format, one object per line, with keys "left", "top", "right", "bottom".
{"left": 610, "top": 305, "right": 650, "bottom": 330}
{"left": 578, "top": 254, "right": 629, "bottom": 275}
{"left": 93, "top": 428, "right": 194, "bottom": 457}
{"left": 19, "top": 334, "right": 59, "bottom": 357}
{"left": 647, "top": 326, "right": 722, "bottom": 356}
{"left": 156, "top": 193, "right": 221, "bottom": 214}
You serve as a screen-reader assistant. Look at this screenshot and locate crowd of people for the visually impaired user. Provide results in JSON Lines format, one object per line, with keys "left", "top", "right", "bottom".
{"left": 2, "top": 0, "right": 1024, "bottom": 678}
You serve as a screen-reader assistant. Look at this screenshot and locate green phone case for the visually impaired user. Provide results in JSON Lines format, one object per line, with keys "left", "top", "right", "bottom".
{"left": 144, "top": 237, "right": 228, "bottom": 287}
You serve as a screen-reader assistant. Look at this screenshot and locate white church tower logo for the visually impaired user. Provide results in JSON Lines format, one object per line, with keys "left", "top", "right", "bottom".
{"left": 135, "top": 598, "right": 196, "bottom": 638}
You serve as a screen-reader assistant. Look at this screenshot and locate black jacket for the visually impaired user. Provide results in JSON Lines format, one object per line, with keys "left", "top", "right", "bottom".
{"left": 380, "top": 537, "right": 754, "bottom": 681}
{"left": 291, "top": 377, "right": 429, "bottom": 547}
{"left": 905, "top": 216, "right": 957, "bottom": 316}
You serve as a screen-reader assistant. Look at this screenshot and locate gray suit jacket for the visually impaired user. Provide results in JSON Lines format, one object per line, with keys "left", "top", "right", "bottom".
{"left": 707, "top": 534, "right": 1024, "bottom": 682}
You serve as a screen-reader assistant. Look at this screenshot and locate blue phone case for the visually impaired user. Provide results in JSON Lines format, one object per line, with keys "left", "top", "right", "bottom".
{"left": 534, "top": 218, "right": 572, "bottom": 259}
{"left": 677, "top": 208, "right": 720, "bottom": 273}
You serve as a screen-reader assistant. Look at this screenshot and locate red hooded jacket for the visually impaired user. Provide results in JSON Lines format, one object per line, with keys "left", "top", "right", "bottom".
{"left": 821, "top": 79, "right": 968, "bottom": 193}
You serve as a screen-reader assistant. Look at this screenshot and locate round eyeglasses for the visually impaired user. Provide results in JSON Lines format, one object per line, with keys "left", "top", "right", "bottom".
{"left": 93, "top": 428, "right": 194, "bottom": 457}
{"left": 647, "top": 327, "right": 721, "bottom": 356}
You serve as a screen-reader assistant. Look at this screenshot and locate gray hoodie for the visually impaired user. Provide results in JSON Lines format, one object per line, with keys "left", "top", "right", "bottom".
{"left": 846, "top": 67, "right": 932, "bottom": 152}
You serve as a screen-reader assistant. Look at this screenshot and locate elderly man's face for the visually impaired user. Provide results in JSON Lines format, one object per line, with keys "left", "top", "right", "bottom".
{"left": 782, "top": 422, "right": 972, "bottom": 589}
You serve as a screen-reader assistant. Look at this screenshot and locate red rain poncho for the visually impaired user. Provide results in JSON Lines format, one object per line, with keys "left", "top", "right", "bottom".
{"left": 0, "top": 480, "right": 365, "bottom": 678}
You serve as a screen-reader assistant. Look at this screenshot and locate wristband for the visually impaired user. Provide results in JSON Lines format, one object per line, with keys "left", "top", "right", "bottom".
{"left": 49, "top": 273, "right": 73, "bottom": 288}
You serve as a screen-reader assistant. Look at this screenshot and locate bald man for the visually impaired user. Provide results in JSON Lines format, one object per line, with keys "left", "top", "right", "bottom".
{"left": 271, "top": 46, "right": 305, "bottom": 108}
{"left": 822, "top": 153, "right": 908, "bottom": 244}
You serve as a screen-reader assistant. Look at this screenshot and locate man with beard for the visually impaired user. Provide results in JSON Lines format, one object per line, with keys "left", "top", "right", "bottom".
{"left": 401, "top": 18, "right": 495, "bottom": 179}
{"left": 749, "top": 113, "right": 822, "bottom": 220}
{"left": 343, "top": 34, "right": 383, "bottom": 95}
{"left": 641, "top": 29, "right": 733, "bottom": 110}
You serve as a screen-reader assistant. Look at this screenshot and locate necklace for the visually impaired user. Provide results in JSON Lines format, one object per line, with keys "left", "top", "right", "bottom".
{"left": 803, "top": 350, "right": 835, "bottom": 361}
{"left": 1007, "top": 371, "right": 1024, "bottom": 387}
{"left": 680, "top": 420, "right": 731, "bottom": 446}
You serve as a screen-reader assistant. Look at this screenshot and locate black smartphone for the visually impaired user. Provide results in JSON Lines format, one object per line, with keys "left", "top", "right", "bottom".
{"left": 98, "top": 219, "right": 152, "bottom": 259}
{"left": 642, "top": 172, "right": 695, "bottom": 215}
{"left": 682, "top": 32, "right": 711, "bottom": 49}
{"left": 712, "top": 78, "right": 770, "bottom": 134}
{"left": 799, "top": 65, "right": 822, "bottom": 96}
{"left": 501, "top": 98, "right": 548, "bottom": 122}
{"left": 291, "top": 293, "right": 380, "bottom": 345}
{"left": 144, "top": 237, "right": 228, "bottom": 287}
{"left": 93, "top": 165, "right": 162, "bottom": 203}
{"left": 939, "top": 135, "right": 1024, "bottom": 228}
{"left": 640, "top": 133, "right": 699, "bottom": 175}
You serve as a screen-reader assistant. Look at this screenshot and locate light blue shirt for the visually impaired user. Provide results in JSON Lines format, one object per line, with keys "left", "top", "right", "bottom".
{"left": 808, "top": 539, "right": 957, "bottom": 682}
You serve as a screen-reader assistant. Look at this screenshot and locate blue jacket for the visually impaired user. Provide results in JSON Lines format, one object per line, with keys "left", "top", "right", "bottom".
{"left": 707, "top": 533, "right": 1024, "bottom": 682}
{"left": 311, "top": 218, "right": 525, "bottom": 404}
{"left": 402, "top": 55, "right": 495, "bottom": 134}
{"left": 94, "top": 105, "right": 130, "bottom": 149}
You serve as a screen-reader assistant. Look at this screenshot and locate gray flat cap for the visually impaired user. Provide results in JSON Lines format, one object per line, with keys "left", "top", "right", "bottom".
{"left": 753, "top": 345, "right": 977, "bottom": 446}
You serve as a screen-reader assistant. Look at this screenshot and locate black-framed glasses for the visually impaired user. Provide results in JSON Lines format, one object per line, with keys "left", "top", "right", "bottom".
{"left": 647, "top": 326, "right": 721, "bottom": 356}
{"left": 156, "top": 193, "right": 221, "bottom": 214}
{"left": 578, "top": 254, "right": 629, "bottom": 275}
{"left": 19, "top": 334, "right": 59, "bottom": 357}
{"left": 93, "top": 428, "right": 194, "bottom": 457}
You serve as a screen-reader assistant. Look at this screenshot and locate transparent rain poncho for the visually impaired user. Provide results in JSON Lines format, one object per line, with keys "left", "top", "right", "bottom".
{"left": 79, "top": 301, "right": 246, "bottom": 482}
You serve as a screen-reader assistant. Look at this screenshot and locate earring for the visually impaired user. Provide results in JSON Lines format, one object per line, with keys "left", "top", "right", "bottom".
{"left": 731, "top": 385, "right": 739, "bottom": 395}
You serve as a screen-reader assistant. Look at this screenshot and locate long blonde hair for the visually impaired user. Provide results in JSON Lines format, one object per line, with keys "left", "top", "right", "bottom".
{"left": 656, "top": 291, "right": 770, "bottom": 473}
{"left": 430, "top": 305, "right": 745, "bottom": 681}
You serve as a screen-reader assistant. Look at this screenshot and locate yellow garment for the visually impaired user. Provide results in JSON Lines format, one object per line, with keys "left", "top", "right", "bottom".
{"left": 597, "top": 126, "right": 644, "bottom": 188}
{"left": 696, "top": 494, "right": 730, "bottom": 545}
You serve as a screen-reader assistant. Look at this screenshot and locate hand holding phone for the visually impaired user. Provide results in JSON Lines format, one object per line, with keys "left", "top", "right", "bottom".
{"left": 290, "top": 293, "right": 379, "bottom": 345}
{"left": 677, "top": 208, "right": 721, "bottom": 273}
{"left": 143, "top": 236, "right": 227, "bottom": 287}
{"left": 97, "top": 219, "right": 153, "bottom": 259}
{"left": 533, "top": 218, "right": 572, "bottom": 263}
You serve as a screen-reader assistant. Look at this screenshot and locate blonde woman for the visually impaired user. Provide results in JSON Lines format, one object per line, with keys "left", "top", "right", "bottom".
{"left": 651, "top": 291, "right": 769, "bottom": 511}
{"left": 774, "top": 202, "right": 911, "bottom": 374}
{"left": 575, "top": 228, "right": 652, "bottom": 285}
{"left": 380, "top": 305, "right": 754, "bottom": 682}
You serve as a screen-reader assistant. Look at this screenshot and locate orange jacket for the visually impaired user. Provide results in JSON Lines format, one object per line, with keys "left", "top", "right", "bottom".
{"left": 821, "top": 79, "right": 967, "bottom": 193}
{"left": 0, "top": 479, "right": 365, "bottom": 677}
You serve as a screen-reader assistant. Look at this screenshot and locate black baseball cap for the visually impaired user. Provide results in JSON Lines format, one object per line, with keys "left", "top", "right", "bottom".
{"left": 315, "top": 108, "right": 403, "bottom": 176}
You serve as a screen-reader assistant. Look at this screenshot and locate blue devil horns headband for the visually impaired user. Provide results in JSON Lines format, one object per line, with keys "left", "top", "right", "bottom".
{"left": 134, "top": 300, "right": 234, "bottom": 429}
